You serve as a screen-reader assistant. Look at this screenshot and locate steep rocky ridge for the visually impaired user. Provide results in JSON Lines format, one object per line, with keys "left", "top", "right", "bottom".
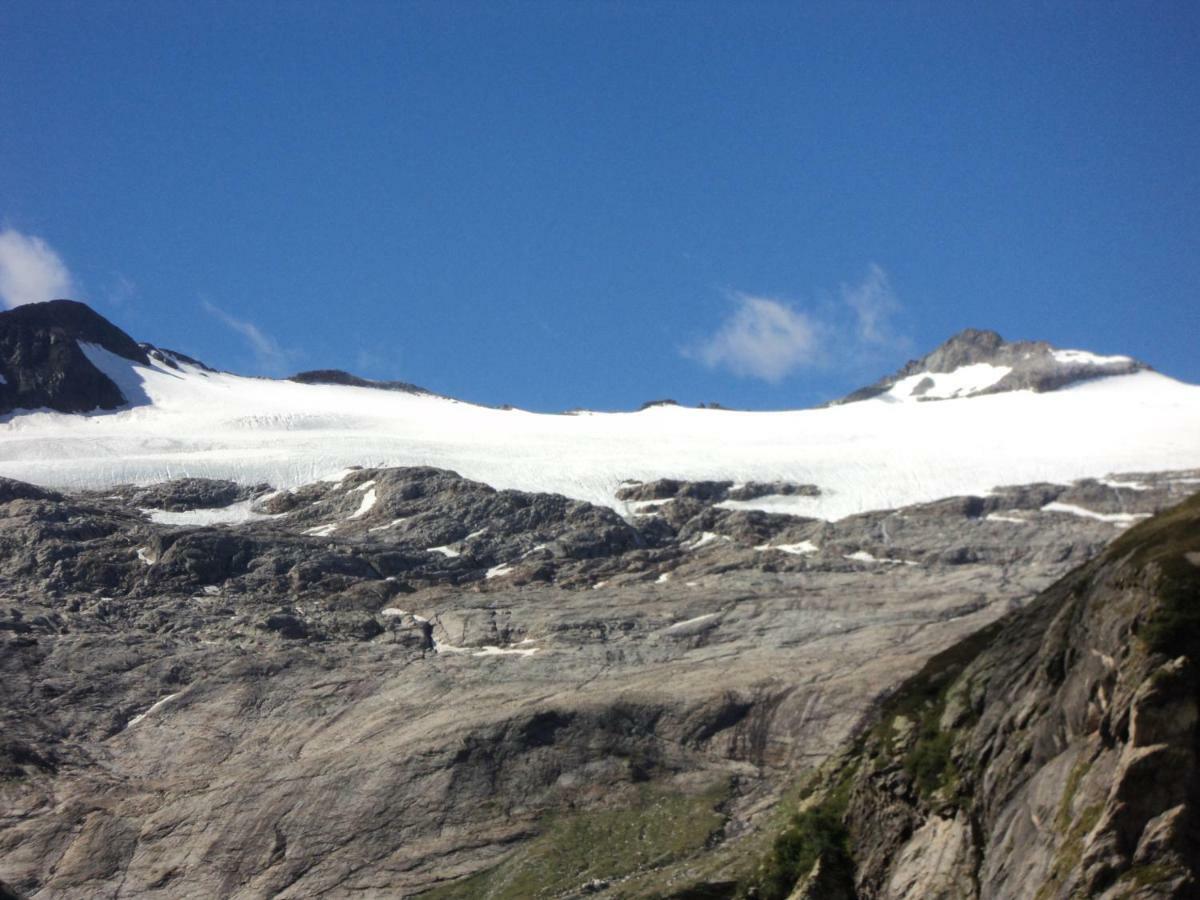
{"left": 1, "top": 466, "right": 1198, "bottom": 897}
{"left": 749, "top": 492, "right": 1200, "bottom": 899}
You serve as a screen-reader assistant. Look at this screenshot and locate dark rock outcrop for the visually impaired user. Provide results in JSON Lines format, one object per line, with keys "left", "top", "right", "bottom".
{"left": 288, "top": 368, "right": 431, "bottom": 395}
{"left": 0, "top": 299, "right": 150, "bottom": 415}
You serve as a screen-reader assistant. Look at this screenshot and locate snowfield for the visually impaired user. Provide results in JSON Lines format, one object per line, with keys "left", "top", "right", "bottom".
{"left": 0, "top": 343, "right": 1198, "bottom": 521}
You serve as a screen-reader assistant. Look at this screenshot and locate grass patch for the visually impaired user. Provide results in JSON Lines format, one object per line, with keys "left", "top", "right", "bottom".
{"left": 418, "top": 780, "right": 730, "bottom": 900}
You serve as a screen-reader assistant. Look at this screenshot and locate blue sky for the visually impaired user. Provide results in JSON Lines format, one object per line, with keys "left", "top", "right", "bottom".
{"left": 1, "top": 2, "right": 1197, "bottom": 411}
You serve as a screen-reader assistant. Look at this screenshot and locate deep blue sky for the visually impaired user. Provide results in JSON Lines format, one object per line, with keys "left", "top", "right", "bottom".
{"left": 1, "top": 2, "right": 1197, "bottom": 410}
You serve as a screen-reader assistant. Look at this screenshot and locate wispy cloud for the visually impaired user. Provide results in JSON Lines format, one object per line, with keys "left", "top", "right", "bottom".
{"left": 0, "top": 227, "right": 76, "bottom": 308}
{"left": 202, "top": 300, "right": 292, "bottom": 374}
{"left": 685, "top": 294, "right": 822, "bottom": 383}
{"left": 106, "top": 272, "right": 138, "bottom": 308}
{"left": 842, "top": 263, "right": 902, "bottom": 347}
{"left": 685, "top": 264, "right": 909, "bottom": 383}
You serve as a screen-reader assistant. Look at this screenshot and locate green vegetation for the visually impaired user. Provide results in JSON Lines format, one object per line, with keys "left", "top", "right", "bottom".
{"left": 1107, "top": 493, "right": 1200, "bottom": 661}
{"left": 1117, "top": 861, "right": 1177, "bottom": 889}
{"left": 418, "top": 780, "right": 730, "bottom": 900}
{"left": 1055, "top": 754, "right": 1093, "bottom": 832}
{"left": 874, "top": 621, "right": 1002, "bottom": 803}
{"left": 742, "top": 765, "right": 857, "bottom": 900}
{"left": 905, "top": 727, "right": 957, "bottom": 797}
{"left": 1033, "top": 803, "right": 1102, "bottom": 900}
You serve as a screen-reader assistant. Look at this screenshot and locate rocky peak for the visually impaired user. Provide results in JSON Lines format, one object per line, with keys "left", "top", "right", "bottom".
{"left": 914, "top": 327, "right": 1007, "bottom": 372}
{"left": 0, "top": 299, "right": 150, "bottom": 415}
{"left": 834, "top": 329, "right": 1149, "bottom": 405}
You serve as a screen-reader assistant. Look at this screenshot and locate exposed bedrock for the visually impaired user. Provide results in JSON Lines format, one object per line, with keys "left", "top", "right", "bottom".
{"left": 0, "top": 466, "right": 1198, "bottom": 897}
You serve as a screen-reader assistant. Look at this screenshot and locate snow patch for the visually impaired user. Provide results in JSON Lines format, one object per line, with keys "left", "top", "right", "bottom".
{"left": 428, "top": 545, "right": 460, "bottom": 558}
{"left": 665, "top": 613, "right": 719, "bottom": 632}
{"left": 136, "top": 546, "right": 154, "bottom": 566}
{"left": 755, "top": 540, "right": 818, "bottom": 555}
{"left": 1041, "top": 502, "right": 1151, "bottom": 526}
{"left": 348, "top": 487, "right": 377, "bottom": 519}
{"left": 685, "top": 531, "right": 728, "bottom": 551}
{"left": 144, "top": 498, "right": 274, "bottom": 527}
{"left": 126, "top": 692, "right": 180, "bottom": 729}
{"left": 885, "top": 363, "right": 1012, "bottom": 402}
{"left": 369, "top": 517, "right": 407, "bottom": 532}
{"left": 1053, "top": 349, "right": 1132, "bottom": 366}
{"left": 486, "top": 563, "right": 513, "bottom": 579}
{"left": 844, "top": 550, "right": 914, "bottom": 565}
{"left": 985, "top": 513, "right": 1028, "bottom": 525}
{"left": 304, "top": 523, "right": 338, "bottom": 537}
{"left": 1100, "top": 478, "right": 1149, "bottom": 491}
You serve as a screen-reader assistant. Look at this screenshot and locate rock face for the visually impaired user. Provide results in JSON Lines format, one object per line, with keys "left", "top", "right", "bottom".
{"left": 0, "top": 463, "right": 1198, "bottom": 897}
{"left": 834, "top": 328, "right": 1148, "bottom": 404}
{"left": 748, "top": 492, "right": 1200, "bottom": 899}
{"left": 0, "top": 300, "right": 151, "bottom": 415}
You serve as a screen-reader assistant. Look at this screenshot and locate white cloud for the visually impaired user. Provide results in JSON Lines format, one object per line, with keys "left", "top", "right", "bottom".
{"left": 0, "top": 228, "right": 76, "bottom": 308}
{"left": 686, "top": 294, "right": 822, "bottom": 383}
{"left": 843, "top": 263, "right": 901, "bottom": 347}
{"left": 202, "top": 300, "right": 291, "bottom": 374}
{"left": 686, "top": 265, "right": 908, "bottom": 382}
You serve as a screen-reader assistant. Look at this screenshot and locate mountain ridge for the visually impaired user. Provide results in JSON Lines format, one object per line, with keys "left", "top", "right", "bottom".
{"left": 833, "top": 327, "right": 1149, "bottom": 405}
{"left": 0, "top": 301, "right": 1166, "bottom": 417}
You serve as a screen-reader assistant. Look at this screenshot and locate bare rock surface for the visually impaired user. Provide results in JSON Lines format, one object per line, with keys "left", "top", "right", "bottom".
{"left": 0, "top": 466, "right": 1197, "bottom": 898}
{"left": 746, "top": 490, "right": 1200, "bottom": 899}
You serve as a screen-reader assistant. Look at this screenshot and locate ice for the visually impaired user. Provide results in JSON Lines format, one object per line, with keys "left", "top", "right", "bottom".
{"left": 0, "top": 342, "right": 1191, "bottom": 523}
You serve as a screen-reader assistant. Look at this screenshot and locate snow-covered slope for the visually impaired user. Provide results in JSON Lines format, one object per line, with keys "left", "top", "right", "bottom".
{"left": 0, "top": 338, "right": 1198, "bottom": 521}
